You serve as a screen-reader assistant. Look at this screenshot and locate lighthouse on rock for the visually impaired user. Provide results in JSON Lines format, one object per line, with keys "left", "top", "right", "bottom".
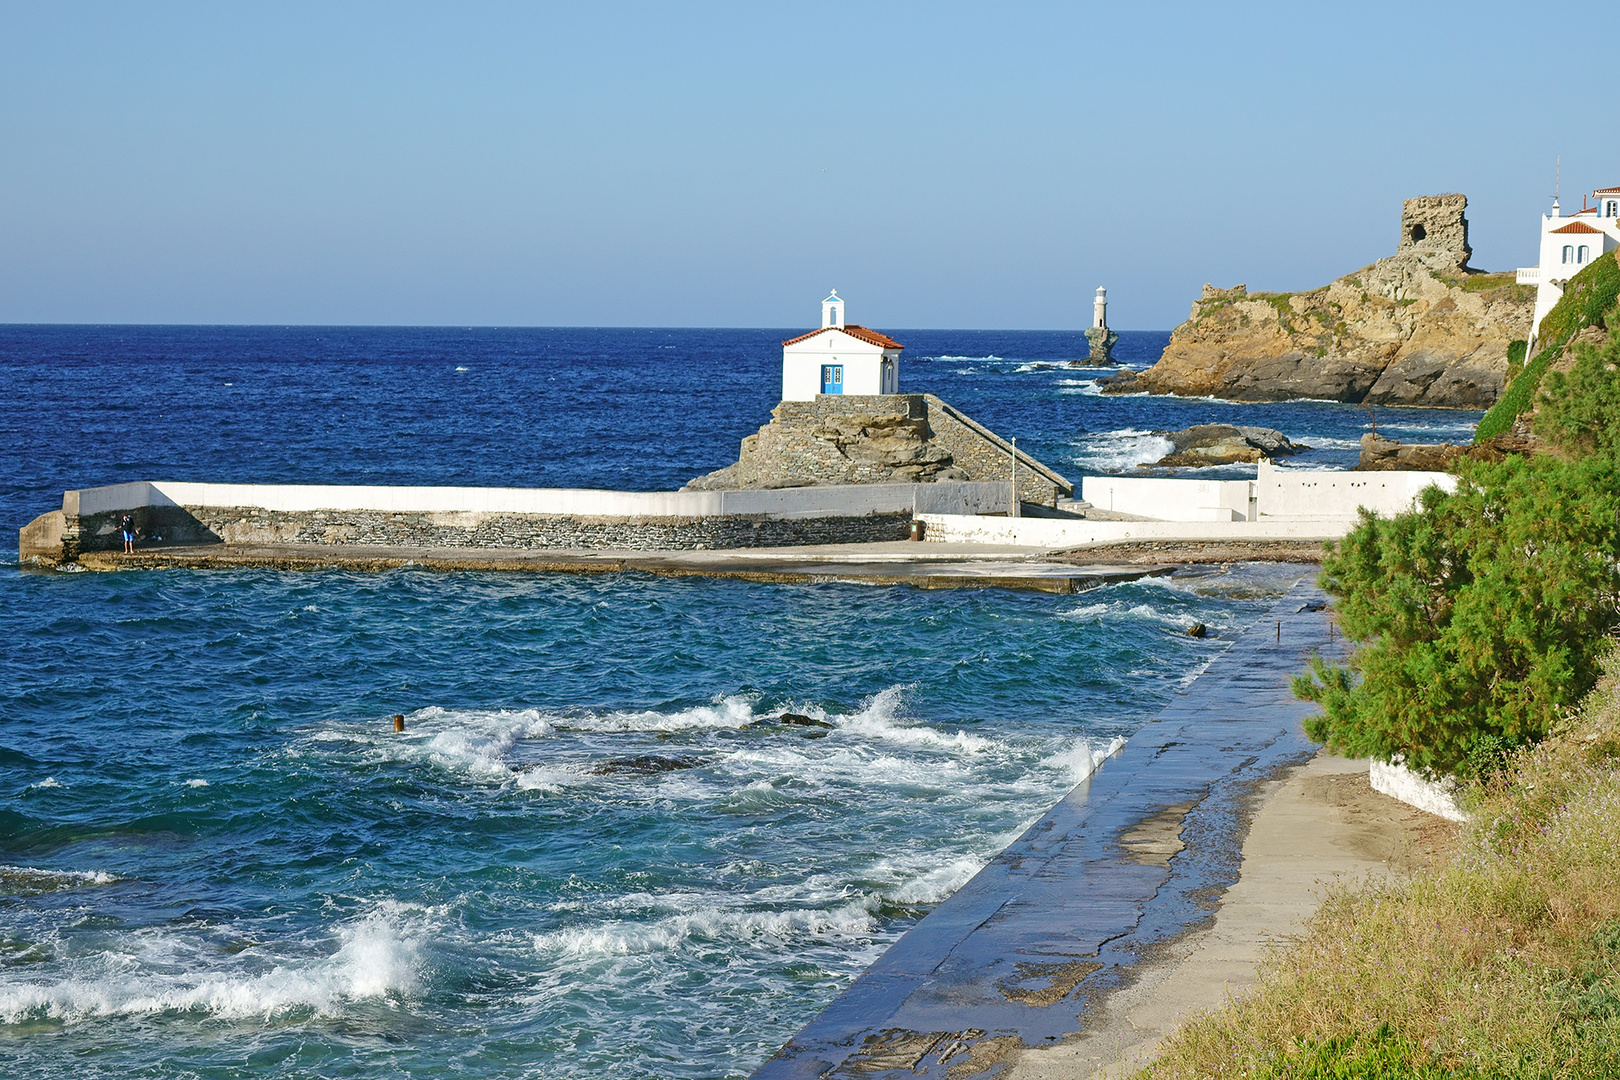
{"left": 1083, "top": 286, "right": 1119, "bottom": 364}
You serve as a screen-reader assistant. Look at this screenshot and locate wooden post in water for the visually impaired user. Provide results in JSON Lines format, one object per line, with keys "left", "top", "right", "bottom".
{"left": 393, "top": 714, "right": 405, "bottom": 732}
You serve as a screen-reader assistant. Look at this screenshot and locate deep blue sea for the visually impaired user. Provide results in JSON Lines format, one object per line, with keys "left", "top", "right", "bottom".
{"left": 0, "top": 326, "right": 1479, "bottom": 1078}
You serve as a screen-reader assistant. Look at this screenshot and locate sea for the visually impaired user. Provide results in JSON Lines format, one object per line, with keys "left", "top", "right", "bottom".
{"left": 0, "top": 326, "right": 1479, "bottom": 1078}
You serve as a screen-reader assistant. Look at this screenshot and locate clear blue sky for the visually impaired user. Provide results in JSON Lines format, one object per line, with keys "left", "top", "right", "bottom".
{"left": 1, "top": 2, "right": 1613, "bottom": 329}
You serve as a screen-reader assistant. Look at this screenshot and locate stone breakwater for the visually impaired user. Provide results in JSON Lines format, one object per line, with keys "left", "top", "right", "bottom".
{"left": 1106, "top": 194, "right": 1534, "bottom": 407}
{"left": 685, "top": 394, "right": 1073, "bottom": 507}
{"left": 19, "top": 481, "right": 1014, "bottom": 566}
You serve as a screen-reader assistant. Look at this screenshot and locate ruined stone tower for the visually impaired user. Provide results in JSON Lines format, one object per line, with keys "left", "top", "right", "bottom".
{"left": 1397, "top": 193, "right": 1471, "bottom": 273}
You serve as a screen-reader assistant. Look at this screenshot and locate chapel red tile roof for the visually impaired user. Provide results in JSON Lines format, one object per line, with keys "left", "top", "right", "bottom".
{"left": 1552, "top": 221, "right": 1604, "bottom": 234}
{"left": 781, "top": 325, "right": 905, "bottom": 349}
{"left": 1594, "top": 186, "right": 1620, "bottom": 193}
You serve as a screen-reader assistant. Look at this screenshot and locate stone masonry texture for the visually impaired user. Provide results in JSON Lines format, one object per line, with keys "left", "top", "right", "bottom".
{"left": 57, "top": 506, "right": 910, "bottom": 558}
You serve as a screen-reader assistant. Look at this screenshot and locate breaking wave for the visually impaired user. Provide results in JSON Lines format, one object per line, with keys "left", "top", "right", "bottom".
{"left": 0, "top": 903, "right": 427, "bottom": 1025}
{"left": 1070, "top": 428, "right": 1175, "bottom": 472}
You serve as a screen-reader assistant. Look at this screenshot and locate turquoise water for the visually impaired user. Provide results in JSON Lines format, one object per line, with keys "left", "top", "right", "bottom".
{"left": 0, "top": 326, "right": 1469, "bottom": 1077}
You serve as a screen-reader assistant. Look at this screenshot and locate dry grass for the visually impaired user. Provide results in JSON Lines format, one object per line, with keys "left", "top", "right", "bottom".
{"left": 1143, "top": 646, "right": 1620, "bottom": 1079}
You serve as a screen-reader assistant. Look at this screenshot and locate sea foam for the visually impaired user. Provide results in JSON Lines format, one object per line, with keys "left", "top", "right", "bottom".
{"left": 0, "top": 903, "right": 426, "bottom": 1025}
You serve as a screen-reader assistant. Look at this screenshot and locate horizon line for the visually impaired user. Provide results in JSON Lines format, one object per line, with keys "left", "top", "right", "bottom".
{"left": 0, "top": 321, "right": 1171, "bottom": 333}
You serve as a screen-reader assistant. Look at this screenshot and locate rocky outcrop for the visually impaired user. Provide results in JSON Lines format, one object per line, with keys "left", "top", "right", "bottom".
{"left": 1082, "top": 325, "right": 1119, "bottom": 364}
{"left": 1110, "top": 195, "right": 1534, "bottom": 408}
{"left": 685, "top": 393, "right": 1074, "bottom": 505}
{"left": 1153, "top": 424, "right": 1307, "bottom": 468}
{"left": 1355, "top": 430, "right": 1537, "bottom": 471}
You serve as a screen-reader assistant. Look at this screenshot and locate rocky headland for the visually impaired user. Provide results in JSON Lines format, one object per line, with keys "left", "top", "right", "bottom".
{"left": 1104, "top": 195, "right": 1534, "bottom": 408}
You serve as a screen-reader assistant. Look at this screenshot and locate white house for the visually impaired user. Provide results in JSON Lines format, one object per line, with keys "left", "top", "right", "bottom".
{"left": 1517, "top": 185, "right": 1620, "bottom": 352}
{"left": 780, "top": 291, "right": 903, "bottom": 401}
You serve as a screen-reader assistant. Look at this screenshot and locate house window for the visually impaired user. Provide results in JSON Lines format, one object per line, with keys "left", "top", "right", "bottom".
{"left": 1563, "top": 245, "right": 1575, "bottom": 264}
{"left": 1579, "top": 245, "right": 1591, "bottom": 263}
{"left": 1607, "top": 200, "right": 1619, "bottom": 217}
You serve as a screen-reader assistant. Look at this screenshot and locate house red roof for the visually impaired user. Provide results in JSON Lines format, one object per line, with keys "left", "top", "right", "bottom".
{"left": 1594, "top": 186, "right": 1620, "bottom": 193}
{"left": 1552, "top": 221, "right": 1604, "bottom": 234}
{"left": 781, "top": 325, "right": 904, "bottom": 349}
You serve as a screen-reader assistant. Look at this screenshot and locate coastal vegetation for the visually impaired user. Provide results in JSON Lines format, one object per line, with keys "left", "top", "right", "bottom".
{"left": 1475, "top": 250, "right": 1620, "bottom": 441}
{"left": 1146, "top": 646, "right": 1620, "bottom": 1078}
{"left": 1144, "top": 301, "right": 1620, "bottom": 1078}
{"left": 1293, "top": 310, "right": 1620, "bottom": 781}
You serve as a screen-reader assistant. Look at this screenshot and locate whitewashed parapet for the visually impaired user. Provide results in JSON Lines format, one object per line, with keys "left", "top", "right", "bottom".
{"left": 915, "top": 513, "right": 1355, "bottom": 548}
{"left": 1255, "top": 461, "right": 1455, "bottom": 519}
{"left": 63, "top": 480, "right": 1011, "bottom": 520}
{"left": 1369, "top": 758, "right": 1468, "bottom": 823}
{"left": 1081, "top": 476, "right": 1256, "bottom": 522}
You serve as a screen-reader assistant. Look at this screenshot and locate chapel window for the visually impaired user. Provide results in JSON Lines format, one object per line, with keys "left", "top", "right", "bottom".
{"left": 1579, "top": 245, "right": 1590, "bottom": 263}
{"left": 1563, "top": 245, "right": 1575, "bottom": 264}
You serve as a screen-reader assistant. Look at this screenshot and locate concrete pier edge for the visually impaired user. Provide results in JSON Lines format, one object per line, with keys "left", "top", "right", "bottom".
{"left": 750, "top": 581, "right": 1345, "bottom": 1079}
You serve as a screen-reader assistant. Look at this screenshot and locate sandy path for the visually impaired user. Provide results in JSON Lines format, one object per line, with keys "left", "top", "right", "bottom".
{"left": 1006, "top": 752, "right": 1457, "bottom": 1079}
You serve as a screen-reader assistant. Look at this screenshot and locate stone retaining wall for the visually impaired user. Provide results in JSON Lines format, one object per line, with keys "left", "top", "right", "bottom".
{"left": 920, "top": 394, "right": 1067, "bottom": 505}
{"left": 57, "top": 505, "right": 909, "bottom": 558}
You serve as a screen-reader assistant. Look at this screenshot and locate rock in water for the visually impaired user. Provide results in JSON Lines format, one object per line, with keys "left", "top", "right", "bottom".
{"left": 1186, "top": 623, "right": 1207, "bottom": 638}
{"left": 1151, "top": 424, "right": 1308, "bottom": 467}
{"left": 778, "top": 712, "right": 834, "bottom": 729}
{"left": 1120, "top": 195, "right": 1533, "bottom": 408}
{"left": 589, "top": 755, "right": 703, "bottom": 775}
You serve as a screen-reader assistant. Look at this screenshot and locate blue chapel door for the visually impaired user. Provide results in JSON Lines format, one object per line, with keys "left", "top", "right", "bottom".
{"left": 821, "top": 364, "right": 844, "bottom": 394}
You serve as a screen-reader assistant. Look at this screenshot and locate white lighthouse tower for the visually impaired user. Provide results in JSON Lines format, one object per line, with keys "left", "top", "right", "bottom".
{"left": 1083, "top": 286, "right": 1119, "bottom": 363}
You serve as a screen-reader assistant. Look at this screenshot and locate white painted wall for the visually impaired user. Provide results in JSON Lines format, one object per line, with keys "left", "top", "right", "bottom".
{"left": 65, "top": 480, "right": 1011, "bottom": 520}
{"left": 1255, "top": 461, "right": 1454, "bottom": 519}
{"left": 1520, "top": 196, "right": 1620, "bottom": 348}
{"left": 1075, "top": 465, "right": 1451, "bottom": 525}
{"left": 782, "top": 327, "right": 898, "bottom": 401}
{"left": 1369, "top": 759, "right": 1467, "bottom": 822}
{"left": 916, "top": 513, "right": 1355, "bottom": 548}
{"left": 1081, "top": 476, "right": 1255, "bottom": 521}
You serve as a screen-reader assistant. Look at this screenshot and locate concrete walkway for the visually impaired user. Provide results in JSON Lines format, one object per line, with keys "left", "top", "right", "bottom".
{"left": 71, "top": 540, "right": 1173, "bottom": 594}
{"left": 1007, "top": 752, "right": 1457, "bottom": 1078}
{"left": 750, "top": 585, "right": 1347, "bottom": 1079}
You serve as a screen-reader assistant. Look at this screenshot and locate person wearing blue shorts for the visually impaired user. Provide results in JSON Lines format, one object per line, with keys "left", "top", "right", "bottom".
{"left": 121, "top": 514, "right": 135, "bottom": 554}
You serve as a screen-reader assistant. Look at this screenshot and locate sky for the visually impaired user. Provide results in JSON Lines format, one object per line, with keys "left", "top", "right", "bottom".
{"left": 1, "top": 2, "right": 1615, "bottom": 329}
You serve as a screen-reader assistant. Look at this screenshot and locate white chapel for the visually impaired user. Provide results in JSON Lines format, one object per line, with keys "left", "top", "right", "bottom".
{"left": 1517, "top": 184, "right": 1620, "bottom": 352}
{"left": 780, "top": 291, "right": 903, "bottom": 401}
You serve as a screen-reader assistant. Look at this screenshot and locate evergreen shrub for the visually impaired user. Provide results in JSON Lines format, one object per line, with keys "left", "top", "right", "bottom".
{"left": 1298, "top": 320, "right": 1620, "bottom": 780}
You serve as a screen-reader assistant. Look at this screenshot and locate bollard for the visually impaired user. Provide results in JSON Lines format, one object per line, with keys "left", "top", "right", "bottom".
{"left": 1276, "top": 620, "right": 1281, "bottom": 641}
{"left": 393, "top": 714, "right": 405, "bottom": 732}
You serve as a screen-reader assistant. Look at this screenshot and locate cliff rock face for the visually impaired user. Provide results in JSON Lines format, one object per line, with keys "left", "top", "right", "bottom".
{"left": 1122, "top": 195, "right": 1534, "bottom": 408}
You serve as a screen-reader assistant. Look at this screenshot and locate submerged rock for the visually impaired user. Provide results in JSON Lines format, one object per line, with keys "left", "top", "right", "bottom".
{"left": 1151, "top": 424, "right": 1308, "bottom": 467}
